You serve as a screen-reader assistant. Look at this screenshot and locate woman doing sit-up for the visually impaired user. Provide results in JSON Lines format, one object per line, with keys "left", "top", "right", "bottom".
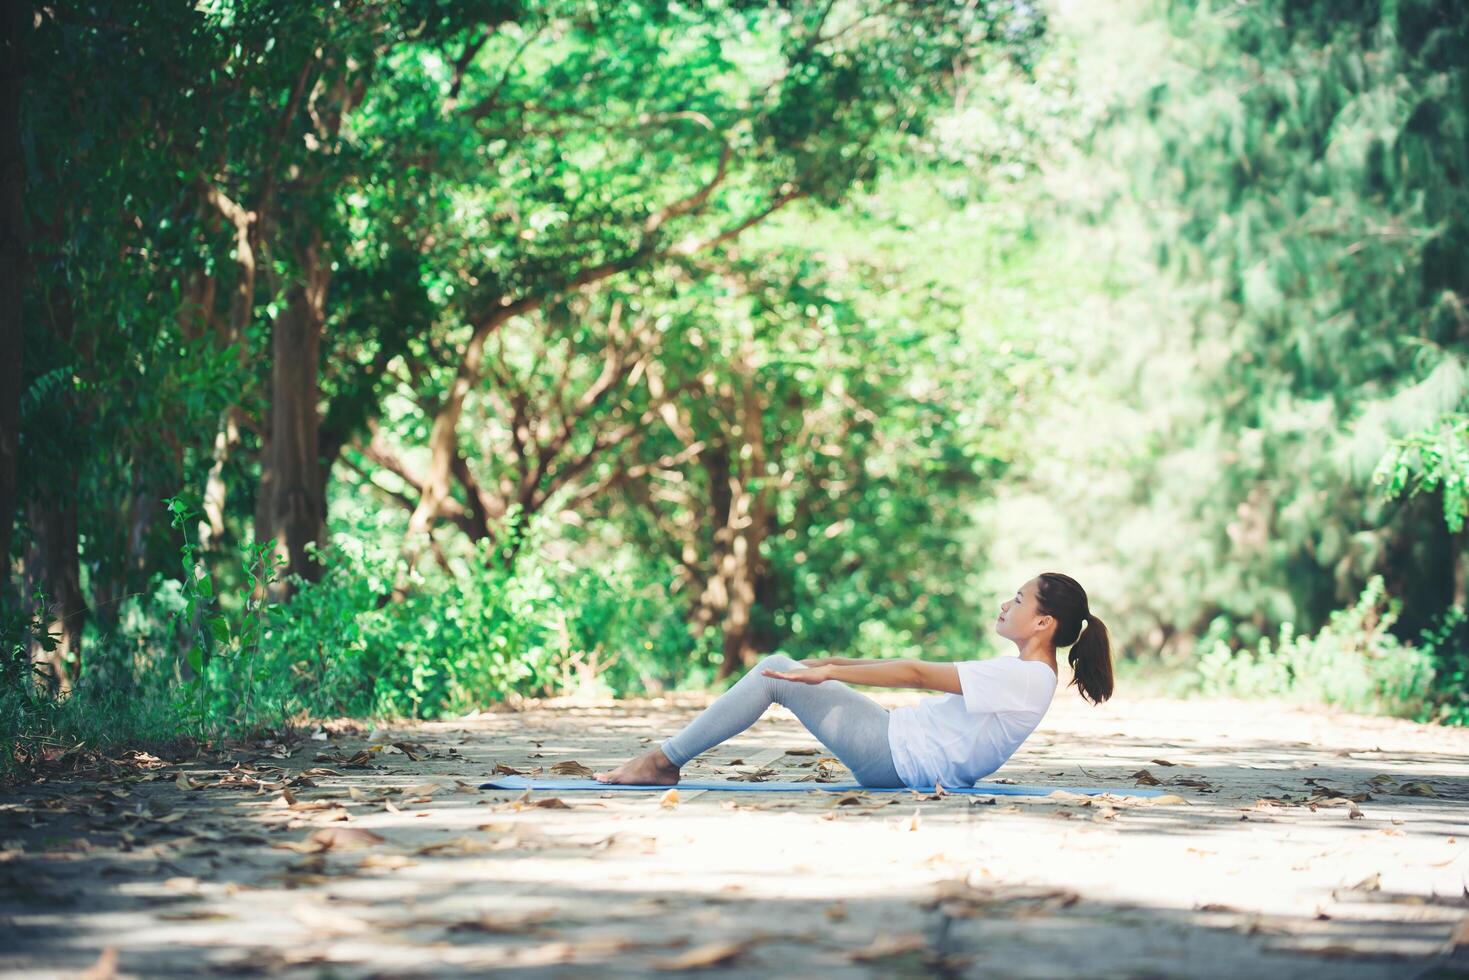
{"left": 593, "top": 571, "right": 1113, "bottom": 789}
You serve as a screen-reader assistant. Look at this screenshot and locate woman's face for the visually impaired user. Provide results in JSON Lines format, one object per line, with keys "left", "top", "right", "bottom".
{"left": 996, "top": 576, "right": 1050, "bottom": 642}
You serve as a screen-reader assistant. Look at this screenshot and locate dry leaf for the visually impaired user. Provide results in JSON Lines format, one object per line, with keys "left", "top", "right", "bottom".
{"left": 392, "top": 742, "right": 426, "bottom": 761}
{"left": 309, "top": 827, "right": 386, "bottom": 851}
{"left": 291, "top": 902, "right": 371, "bottom": 935}
{"left": 401, "top": 782, "right": 443, "bottom": 797}
{"left": 846, "top": 933, "right": 928, "bottom": 962}
{"left": 1311, "top": 797, "right": 1364, "bottom": 819}
{"left": 494, "top": 763, "right": 526, "bottom": 776}
{"left": 447, "top": 909, "right": 556, "bottom": 934}
{"left": 414, "top": 836, "right": 500, "bottom": 856}
{"left": 359, "top": 853, "right": 416, "bottom": 870}
{"left": 1151, "top": 758, "right": 1177, "bottom": 766}
{"left": 157, "top": 910, "right": 232, "bottom": 922}
{"left": 347, "top": 786, "right": 375, "bottom": 802}
{"left": 77, "top": 946, "right": 118, "bottom": 980}
{"left": 530, "top": 797, "right": 572, "bottom": 809}
{"left": 659, "top": 788, "right": 680, "bottom": 809}
{"left": 174, "top": 772, "right": 201, "bottom": 791}
{"left": 1395, "top": 781, "right": 1437, "bottom": 797}
{"left": 1348, "top": 872, "right": 1381, "bottom": 892}
{"left": 1131, "top": 769, "right": 1163, "bottom": 786}
{"left": 1047, "top": 790, "right": 1091, "bottom": 803}
{"left": 651, "top": 940, "right": 747, "bottom": 970}
{"left": 906, "top": 807, "right": 922, "bottom": 831}
{"left": 551, "top": 761, "right": 595, "bottom": 777}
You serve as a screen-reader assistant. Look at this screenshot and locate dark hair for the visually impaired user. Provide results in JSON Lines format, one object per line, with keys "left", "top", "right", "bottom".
{"left": 1035, "top": 571, "right": 1113, "bottom": 705}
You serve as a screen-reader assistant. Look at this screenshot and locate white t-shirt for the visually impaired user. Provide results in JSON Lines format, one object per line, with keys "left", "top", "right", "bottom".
{"left": 886, "top": 656, "right": 1057, "bottom": 789}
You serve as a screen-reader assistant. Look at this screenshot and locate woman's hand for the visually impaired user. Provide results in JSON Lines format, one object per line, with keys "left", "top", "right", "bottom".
{"left": 763, "top": 664, "right": 833, "bottom": 685}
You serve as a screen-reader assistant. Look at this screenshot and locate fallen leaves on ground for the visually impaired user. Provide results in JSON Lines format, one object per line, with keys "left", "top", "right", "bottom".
{"left": 551, "top": 761, "right": 596, "bottom": 777}
{"left": 659, "top": 788, "right": 679, "bottom": 809}
{"left": 1131, "top": 769, "right": 1163, "bottom": 786}
{"left": 77, "top": 946, "right": 118, "bottom": 980}
{"left": 1308, "top": 797, "right": 1364, "bottom": 819}
{"left": 414, "top": 835, "right": 502, "bottom": 856}
{"left": 274, "top": 826, "right": 387, "bottom": 853}
{"left": 391, "top": 741, "right": 431, "bottom": 760}
{"left": 650, "top": 940, "right": 749, "bottom": 971}
{"left": 291, "top": 901, "right": 372, "bottom": 936}
{"left": 399, "top": 781, "right": 444, "bottom": 797}
{"left": 727, "top": 767, "right": 780, "bottom": 783}
{"left": 846, "top": 933, "right": 928, "bottom": 962}
{"left": 359, "top": 853, "right": 416, "bottom": 870}
{"left": 926, "top": 878, "right": 1082, "bottom": 920}
{"left": 447, "top": 908, "right": 558, "bottom": 934}
{"left": 1394, "top": 781, "right": 1438, "bottom": 797}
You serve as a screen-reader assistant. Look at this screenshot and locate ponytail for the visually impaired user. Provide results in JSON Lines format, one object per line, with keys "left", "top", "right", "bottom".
{"left": 1066, "top": 613, "right": 1113, "bottom": 705}
{"left": 1036, "top": 571, "right": 1114, "bottom": 706}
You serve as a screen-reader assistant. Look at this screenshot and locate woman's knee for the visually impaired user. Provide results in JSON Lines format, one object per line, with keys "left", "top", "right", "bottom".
{"left": 755, "top": 653, "right": 798, "bottom": 672}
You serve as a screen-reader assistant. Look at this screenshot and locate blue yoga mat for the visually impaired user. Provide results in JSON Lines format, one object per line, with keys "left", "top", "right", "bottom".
{"left": 478, "top": 775, "right": 1169, "bottom": 798}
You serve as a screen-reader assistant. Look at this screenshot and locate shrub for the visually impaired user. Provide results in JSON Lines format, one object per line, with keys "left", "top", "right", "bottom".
{"left": 1194, "top": 575, "right": 1438, "bottom": 717}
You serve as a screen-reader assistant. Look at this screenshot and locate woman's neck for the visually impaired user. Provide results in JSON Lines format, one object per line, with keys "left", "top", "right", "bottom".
{"left": 1014, "top": 641, "right": 1058, "bottom": 674}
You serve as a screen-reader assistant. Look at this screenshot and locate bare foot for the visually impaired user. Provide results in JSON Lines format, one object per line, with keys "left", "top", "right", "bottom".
{"left": 593, "top": 747, "right": 681, "bottom": 785}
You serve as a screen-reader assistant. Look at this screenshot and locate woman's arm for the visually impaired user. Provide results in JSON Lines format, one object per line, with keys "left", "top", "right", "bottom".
{"left": 765, "top": 659, "right": 962, "bottom": 695}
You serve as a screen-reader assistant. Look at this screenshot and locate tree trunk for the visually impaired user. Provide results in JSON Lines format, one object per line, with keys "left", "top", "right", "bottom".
{"left": 0, "top": 1, "right": 27, "bottom": 584}
{"left": 23, "top": 497, "right": 84, "bottom": 695}
{"left": 715, "top": 364, "right": 772, "bottom": 680}
{"left": 257, "top": 233, "right": 330, "bottom": 599}
{"left": 97, "top": 465, "right": 165, "bottom": 633}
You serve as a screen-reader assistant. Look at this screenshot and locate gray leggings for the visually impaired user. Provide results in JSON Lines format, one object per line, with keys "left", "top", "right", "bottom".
{"left": 660, "top": 653, "right": 907, "bottom": 788}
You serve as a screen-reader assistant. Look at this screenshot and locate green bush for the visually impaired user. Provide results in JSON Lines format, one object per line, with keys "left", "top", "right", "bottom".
{"left": 1194, "top": 575, "right": 1439, "bottom": 717}
{"left": 258, "top": 514, "right": 705, "bottom": 720}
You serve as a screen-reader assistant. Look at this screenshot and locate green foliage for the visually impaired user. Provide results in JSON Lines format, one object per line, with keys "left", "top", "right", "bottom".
{"left": 1122, "top": 0, "right": 1469, "bottom": 641}
{"left": 0, "top": 585, "right": 58, "bottom": 693}
{"left": 1373, "top": 411, "right": 1469, "bottom": 533}
{"left": 1194, "top": 576, "right": 1438, "bottom": 718}
{"left": 257, "top": 508, "right": 707, "bottom": 720}
{"left": 164, "top": 496, "right": 287, "bottom": 734}
{"left": 1416, "top": 604, "right": 1469, "bottom": 725}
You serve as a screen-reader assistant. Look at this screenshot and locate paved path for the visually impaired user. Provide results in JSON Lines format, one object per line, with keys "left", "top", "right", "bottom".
{"left": 2, "top": 690, "right": 1467, "bottom": 978}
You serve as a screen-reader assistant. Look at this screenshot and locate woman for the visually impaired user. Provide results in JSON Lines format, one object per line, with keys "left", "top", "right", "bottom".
{"left": 593, "top": 571, "right": 1114, "bottom": 789}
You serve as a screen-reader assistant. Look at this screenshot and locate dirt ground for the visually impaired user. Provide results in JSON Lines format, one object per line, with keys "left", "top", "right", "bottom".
{"left": 2, "top": 687, "right": 1467, "bottom": 979}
